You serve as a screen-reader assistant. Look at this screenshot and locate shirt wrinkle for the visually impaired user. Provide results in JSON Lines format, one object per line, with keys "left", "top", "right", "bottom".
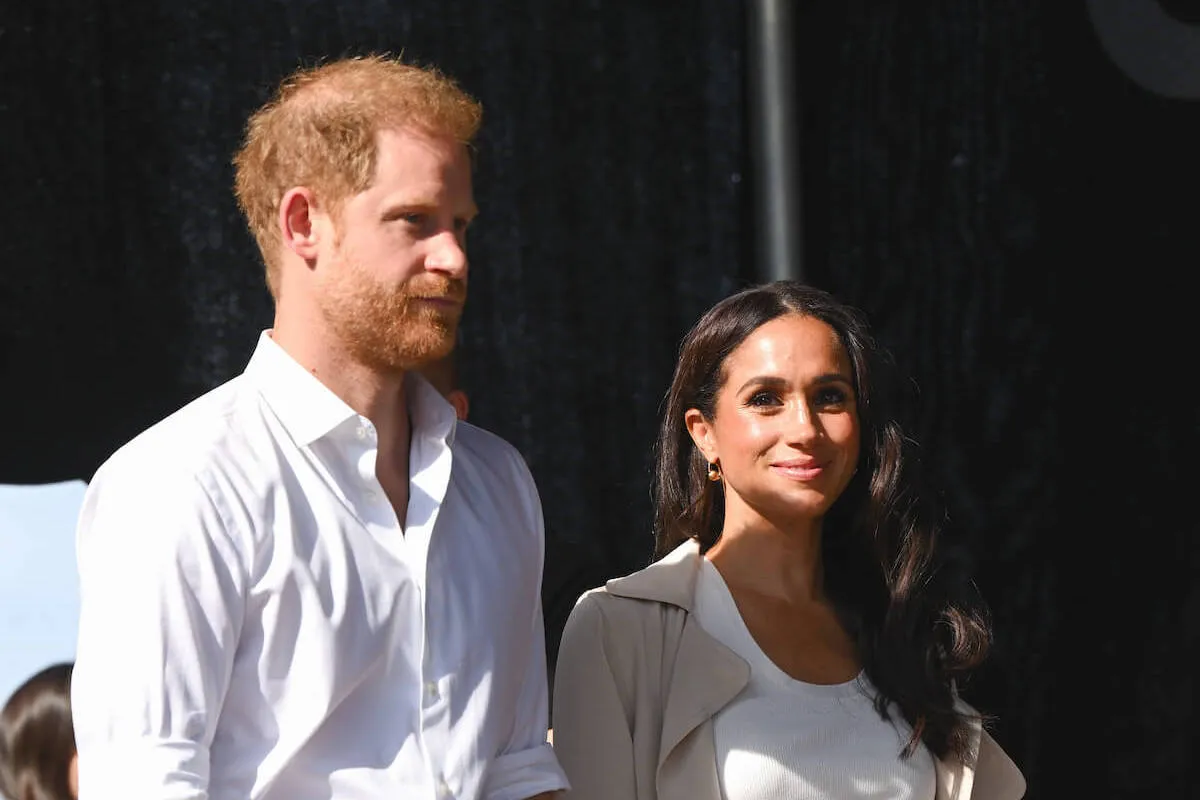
{"left": 72, "top": 330, "right": 567, "bottom": 800}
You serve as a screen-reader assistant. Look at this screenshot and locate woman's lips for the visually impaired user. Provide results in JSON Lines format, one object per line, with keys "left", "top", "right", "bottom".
{"left": 770, "top": 460, "right": 826, "bottom": 481}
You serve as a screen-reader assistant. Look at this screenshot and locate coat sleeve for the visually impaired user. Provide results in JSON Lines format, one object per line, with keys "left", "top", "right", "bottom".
{"left": 972, "top": 729, "right": 1026, "bottom": 799}
{"left": 551, "top": 593, "right": 639, "bottom": 800}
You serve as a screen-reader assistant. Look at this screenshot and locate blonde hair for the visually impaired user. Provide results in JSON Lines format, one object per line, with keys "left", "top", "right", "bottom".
{"left": 232, "top": 54, "right": 482, "bottom": 297}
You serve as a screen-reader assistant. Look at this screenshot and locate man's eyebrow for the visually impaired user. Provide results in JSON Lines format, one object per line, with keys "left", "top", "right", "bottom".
{"left": 378, "top": 199, "right": 479, "bottom": 220}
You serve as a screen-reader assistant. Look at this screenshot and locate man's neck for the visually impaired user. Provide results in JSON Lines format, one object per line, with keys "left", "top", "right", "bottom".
{"left": 269, "top": 323, "right": 413, "bottom": 522}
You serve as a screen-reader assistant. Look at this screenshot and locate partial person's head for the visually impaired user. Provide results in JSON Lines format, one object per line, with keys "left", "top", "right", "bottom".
{"left": 654, "top": 281, "right": 896, "bottom": 557}
{"left": 418, "top": 352, "right": 469, "bottom": 421}
{"left": 233, "top": 54, "right": 482, "bottom": 372}
{"left": 0, "top": 662, "right": 77, "bottom": 800}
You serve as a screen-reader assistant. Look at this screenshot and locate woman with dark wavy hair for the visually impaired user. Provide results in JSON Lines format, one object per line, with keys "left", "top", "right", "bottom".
{"left": 552, "top": 281, "right": 1024, "bottom": 799}
{"left": 0, "top": 662, "right": 77, "bottom": 800}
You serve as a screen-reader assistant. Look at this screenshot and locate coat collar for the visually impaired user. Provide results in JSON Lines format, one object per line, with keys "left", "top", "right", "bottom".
{"left": 601, "top": 537, "right": 1004, "bottom": 800}
{"left": 604, "top": 538, "right": 704, "bottom": 609}
{"left": 605, "top": 539, "right": 750, "bottom": 786}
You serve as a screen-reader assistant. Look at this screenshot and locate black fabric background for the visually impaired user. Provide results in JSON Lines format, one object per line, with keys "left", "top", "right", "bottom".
{"left": 1, "top": 2, "right": 1195, "bottom": 796}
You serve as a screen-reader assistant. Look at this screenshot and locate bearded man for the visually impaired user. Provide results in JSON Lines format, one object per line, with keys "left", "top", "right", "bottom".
{"left": 70, "top": 55, "right": 567, "bottom": 800}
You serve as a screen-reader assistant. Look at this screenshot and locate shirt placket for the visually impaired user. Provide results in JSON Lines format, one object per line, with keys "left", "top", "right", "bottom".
{"left": 406, "top": 433, "right": 455, "bottom": 800}
{"left": 348, "top": 419, "right": 441, "bottom": 796}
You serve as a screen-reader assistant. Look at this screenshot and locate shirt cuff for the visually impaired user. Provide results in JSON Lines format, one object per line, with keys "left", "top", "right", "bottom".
{"left": 77, "top": 739, "right": 209, "bottom": 800}
{"left": 483, "top": 742, "right": 570, "bottom": 800}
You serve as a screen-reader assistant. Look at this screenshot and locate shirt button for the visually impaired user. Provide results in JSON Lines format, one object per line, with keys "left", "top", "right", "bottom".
{"left": 365, "top": 489, "right": 379, "bottom": 503}
{"left": 435, "top": 776, "right": 452, "bottom": 798}
{"left": 356, "top": 425, "right": 367, "bottom": 439}
{"left": 424, "top": 680, "right": 440, "bottom": 701}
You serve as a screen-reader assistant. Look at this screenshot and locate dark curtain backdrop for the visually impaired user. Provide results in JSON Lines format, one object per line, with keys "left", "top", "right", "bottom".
{"left": 1, "top": 2, "right": 1196, "bottom": 797}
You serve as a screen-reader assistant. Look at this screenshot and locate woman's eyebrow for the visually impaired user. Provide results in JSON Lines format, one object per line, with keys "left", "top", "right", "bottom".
{"left": 735, "top": 373, "right": 852, "bottom": 394}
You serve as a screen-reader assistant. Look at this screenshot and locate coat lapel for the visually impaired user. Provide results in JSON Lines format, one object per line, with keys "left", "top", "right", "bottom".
{"left": 658, "top": 615, "right": 749, "bottom": 773}
{"left": 601, "top": 539, "right": 1024, "bottom": 800}
{"left": 605, "top": 540, "right": 751, "bottom": 798}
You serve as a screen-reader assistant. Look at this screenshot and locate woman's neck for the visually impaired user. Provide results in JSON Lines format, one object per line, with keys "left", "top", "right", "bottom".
{"left": 706, "top": 512, "right": 827, "bottom": 604}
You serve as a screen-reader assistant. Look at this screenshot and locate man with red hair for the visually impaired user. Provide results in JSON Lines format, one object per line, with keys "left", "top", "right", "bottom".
{"left": 71, "top": 55, "right": 566, "bottom": 800}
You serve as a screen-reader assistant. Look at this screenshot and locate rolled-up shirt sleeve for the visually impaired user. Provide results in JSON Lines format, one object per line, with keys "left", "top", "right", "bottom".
{"left": 72, "top": 460, "right": 247, "bottom": 800}
{"left": 483, "top": 591, "right": 568, "bottom": 800}
{"left": 482, "top": 458, "right": 569, "bottom": 800}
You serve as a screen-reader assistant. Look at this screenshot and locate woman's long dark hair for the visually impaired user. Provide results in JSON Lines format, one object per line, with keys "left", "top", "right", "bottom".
{"left": 651, "top": 280, "right": 992, "bottom": 762}
{"left": 0, "top": 662, "right": 76, "bottom": 800}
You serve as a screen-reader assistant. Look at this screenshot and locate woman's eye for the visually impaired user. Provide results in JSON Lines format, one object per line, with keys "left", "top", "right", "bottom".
{"left": 747, "top": 391, "right": 778, "bottom": 407}
{"left": 815, "top": 387, "right": 849, "bottom": 407}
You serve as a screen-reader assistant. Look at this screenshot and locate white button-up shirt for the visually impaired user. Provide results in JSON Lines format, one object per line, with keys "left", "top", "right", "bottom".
{"left": 72, "top": 331, "right": 568, "bottom": 800}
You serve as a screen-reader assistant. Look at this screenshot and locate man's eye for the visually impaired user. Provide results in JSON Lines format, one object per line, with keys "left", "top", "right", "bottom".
{"left": 385, "top": 211, "right": 426, "bottom": 226}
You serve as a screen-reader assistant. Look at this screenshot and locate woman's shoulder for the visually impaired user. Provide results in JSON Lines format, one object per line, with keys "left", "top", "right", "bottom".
{"left": 565, "top": 581, "right": 669, "bottom": 631}
{"left": 580, "top": 538, "right": 705, "bottom": 610}
{"left": 563, "top": 571, "right": 689, "bottom": 645}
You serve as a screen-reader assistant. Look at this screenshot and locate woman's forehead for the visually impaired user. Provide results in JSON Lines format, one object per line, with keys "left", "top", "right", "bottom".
{"left": 722, "top": 315, "right": 848, "bottom": 377}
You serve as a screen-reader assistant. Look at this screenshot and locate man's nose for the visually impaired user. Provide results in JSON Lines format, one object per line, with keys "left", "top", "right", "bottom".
{"left": 426, "top": 230, "right": 468, "bottom": 278}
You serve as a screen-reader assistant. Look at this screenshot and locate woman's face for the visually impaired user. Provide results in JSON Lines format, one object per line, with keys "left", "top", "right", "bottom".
{"left": 687, "top": 313, "right": 861, "bottom": 529}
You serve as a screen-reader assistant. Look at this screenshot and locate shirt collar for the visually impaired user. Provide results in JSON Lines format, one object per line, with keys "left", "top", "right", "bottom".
{"left": 244, "top": 330, "right": 458, "bottom": 448}
{"left": 246, "top": 331, "right": 357, "bottom": 446}
{"left": 404, "top": 369, "right": 459, "bottom": 449}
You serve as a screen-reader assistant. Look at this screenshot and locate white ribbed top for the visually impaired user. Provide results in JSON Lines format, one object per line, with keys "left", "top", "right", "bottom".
{"left": 693, "top": 559, "right": 936, "bottom": 800}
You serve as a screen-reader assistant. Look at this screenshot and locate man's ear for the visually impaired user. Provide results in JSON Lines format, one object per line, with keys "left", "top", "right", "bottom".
{"left": 279, "top": 187, "right": 323, "bottom": 261}
{"left": 684, "top": 408, "right": 717, "bottom": 464}
{"left": 447, "top": 389, "right": 470, "bottom": 421}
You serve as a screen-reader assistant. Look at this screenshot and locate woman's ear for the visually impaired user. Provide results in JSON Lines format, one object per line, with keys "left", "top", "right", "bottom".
{"left": 684, "top": 408, "right": 717, "bottom": 465}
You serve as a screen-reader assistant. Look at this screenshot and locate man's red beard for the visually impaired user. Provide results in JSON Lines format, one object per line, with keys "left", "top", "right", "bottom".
{"left": 320, "top": 270, "right": 467, "bottom": 373}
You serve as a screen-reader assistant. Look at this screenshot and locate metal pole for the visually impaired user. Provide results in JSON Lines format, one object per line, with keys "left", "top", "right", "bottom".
{"left": 747, "top": 0, "right": 803, "bottom": 282}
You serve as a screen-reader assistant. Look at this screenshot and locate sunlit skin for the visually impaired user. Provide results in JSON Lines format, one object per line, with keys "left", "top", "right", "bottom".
{"left": 271, "top": 126, "right": 476, "bottom": 524}
{"left": 262, "top": 127, "right": 561, "bottom": 800}
{"left": 685, "top": 313, "right": 862, "bottom": 684}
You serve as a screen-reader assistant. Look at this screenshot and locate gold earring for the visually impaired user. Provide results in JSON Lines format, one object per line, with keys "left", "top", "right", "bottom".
{"left": 706, "top": 462, "right": 721, "bottom": 482}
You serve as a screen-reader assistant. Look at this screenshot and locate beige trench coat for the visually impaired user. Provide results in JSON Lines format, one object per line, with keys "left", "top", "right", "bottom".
{"left": 551, "top": 540, "right": 1026, "bottom": 800}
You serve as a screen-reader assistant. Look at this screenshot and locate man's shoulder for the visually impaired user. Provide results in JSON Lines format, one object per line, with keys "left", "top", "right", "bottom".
{"left": 452, "top": 419, "right": 524, "bottom": 458}
{"left": 92, "top": 374, "right": 261, "bottom": 486}
{"left": 448, "top": 421, "right": 545, "bottom": 542}
{"left": 451, "top": 420, "right": 533, "bottom": 481}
